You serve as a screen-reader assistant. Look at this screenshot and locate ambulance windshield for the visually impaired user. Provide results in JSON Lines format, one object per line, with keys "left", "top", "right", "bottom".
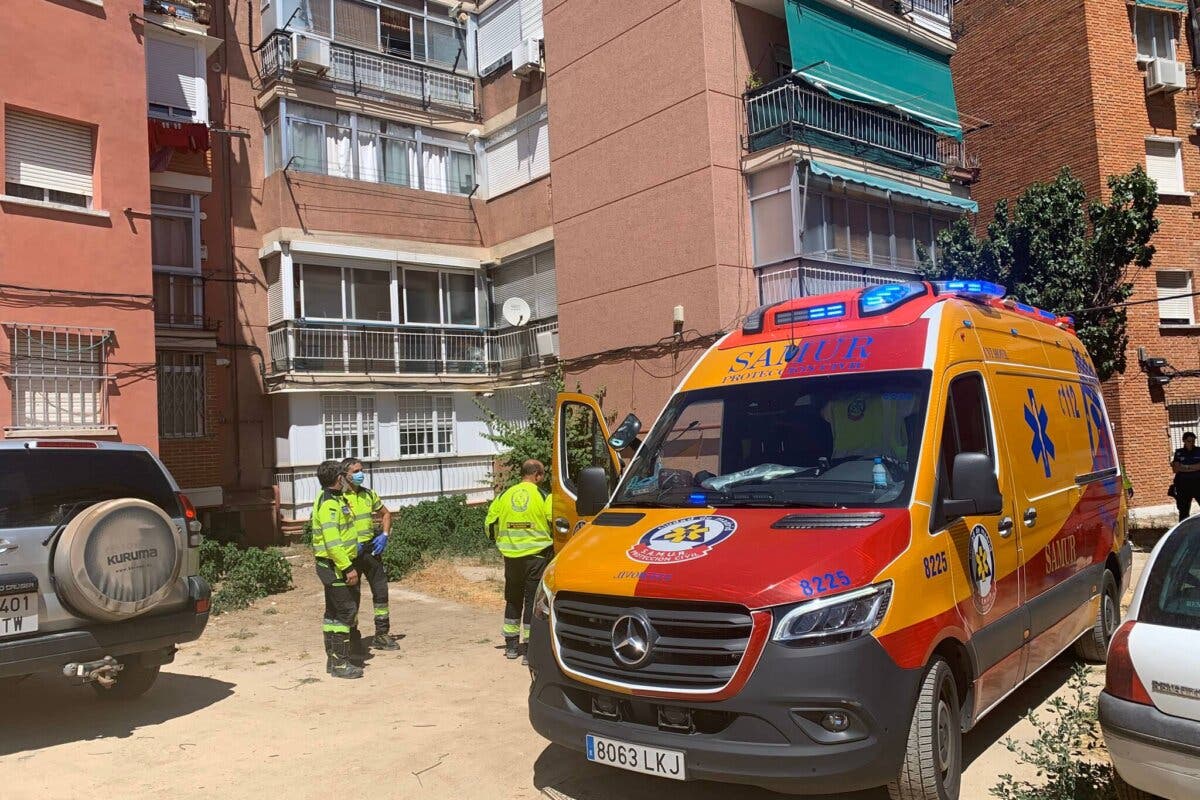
{"left": 612, "top": 370, "right": 932, "bottom": 510}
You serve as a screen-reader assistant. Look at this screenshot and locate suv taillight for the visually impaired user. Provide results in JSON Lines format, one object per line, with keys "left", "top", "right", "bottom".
{"left": 178, "top": 492, "right": 202, "bottom": 546}
{"left": 1105, "top": 620, "right": 1151, "bottom": 705}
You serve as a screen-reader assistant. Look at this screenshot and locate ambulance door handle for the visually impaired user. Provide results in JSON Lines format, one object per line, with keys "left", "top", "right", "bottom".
{"left": 1023, "top": 507, "right": 1038, "bottom": 528}
{"left": 998, "top": 517, "right": 1014, "bottom": 537}
{"left": 554, "top": 517, "right": 570, "bottom": 536}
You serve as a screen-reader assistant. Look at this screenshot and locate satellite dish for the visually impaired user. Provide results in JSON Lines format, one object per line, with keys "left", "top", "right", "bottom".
{"left": 502, "top": 297, "right": 532, "bottom": 327}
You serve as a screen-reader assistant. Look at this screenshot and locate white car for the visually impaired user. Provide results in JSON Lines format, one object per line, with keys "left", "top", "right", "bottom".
{"left": 1100, "top": 517, "right": 1200, "bottom": 800}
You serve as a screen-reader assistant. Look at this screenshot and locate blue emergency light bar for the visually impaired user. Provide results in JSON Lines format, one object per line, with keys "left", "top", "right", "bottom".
{"left": 933, "top": 280, "right": 1006, "bottom": 299}
{"left": 858, "top": 282, "right": 928, "bottom": 317}
{"left": 688, "top": 492, "right": 708, "bottom": 505}
{"left": 774, "top": 302, "right": 847, "bottom": 326}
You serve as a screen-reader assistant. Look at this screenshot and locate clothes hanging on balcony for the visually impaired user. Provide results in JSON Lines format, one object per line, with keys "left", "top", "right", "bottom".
{"left": 148, "top": 119, "right": 211, "bottom": 171}
{"left": 784, "top": 0, "right": 962, "bottom": 139}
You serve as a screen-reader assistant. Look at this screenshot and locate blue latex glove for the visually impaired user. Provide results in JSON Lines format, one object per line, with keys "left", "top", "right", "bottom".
{"left": 370, "top": 533, "right": 388, "bottom": 556}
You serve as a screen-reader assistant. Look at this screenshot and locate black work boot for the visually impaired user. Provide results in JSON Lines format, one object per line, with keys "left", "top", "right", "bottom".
{"left": 323, "top": 631, "right": 334, "bottom": 675}
{"left": 349, "top": 629, "right": 372, "bottom": 666}
{"left": 329, "top": 634, "right": 364, "bottom": 680}
{"left": 505, "top": 636, "right": 520, "bottom": 660}
{"left": 371, "top": 633, "right": 401, "bottom": 651}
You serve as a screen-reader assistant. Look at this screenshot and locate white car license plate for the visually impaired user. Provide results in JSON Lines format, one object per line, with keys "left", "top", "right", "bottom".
{"left": 585, "top": 734, "right": 686, "bottom": 780}
{"left": 0, "top": 592, "right": 38, "bottom": 637}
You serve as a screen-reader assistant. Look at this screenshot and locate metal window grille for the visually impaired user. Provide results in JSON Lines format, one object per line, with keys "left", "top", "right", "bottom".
{"left": 1168, "top": 401, "right": 1200, "bottom": 454}
{"left": 322, "top": 394, "right": 377, "bottom": 460}
{"left": 5, "top": 323, "right": 110, "bottom": 430}
{"left": 397, "top": 394, "right": 454, "bottom": 457}
{"left": 157, "top": 352, "right": 205, "bottom": 438}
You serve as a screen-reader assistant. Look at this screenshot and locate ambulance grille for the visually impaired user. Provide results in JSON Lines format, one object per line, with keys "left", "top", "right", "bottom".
{"left": 553, "top": 593, "right": 754, "bottom": 691}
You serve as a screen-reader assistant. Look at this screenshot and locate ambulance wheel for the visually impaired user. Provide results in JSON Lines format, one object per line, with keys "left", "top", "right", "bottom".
{"left": 887, "top": 657, "right": 961, "bottom": 800}
{"left": 1074, "top": 570, "right": 1119, "bottom": 664}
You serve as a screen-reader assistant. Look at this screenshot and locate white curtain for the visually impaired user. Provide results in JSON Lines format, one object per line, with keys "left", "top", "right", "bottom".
{"left": 383, "top": 137, "right": 417, "bottom": 188}
{"left": 422, "top": 144, "right": 448, "bottom": 193}
{"left": 327, "top": 125, "right": 353, "bottom": 179}
{"left": 357, "top": 132, "right": 380, "bottom": 183}
{"left": 289, "top": 119, "right": 324, "bottom": 172}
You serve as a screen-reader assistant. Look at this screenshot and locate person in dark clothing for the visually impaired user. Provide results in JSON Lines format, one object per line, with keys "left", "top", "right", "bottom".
{"left": 1171, "top": 431, "right": 1200, "bottom": 521}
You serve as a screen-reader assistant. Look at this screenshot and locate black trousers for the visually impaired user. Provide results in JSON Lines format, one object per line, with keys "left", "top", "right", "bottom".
{"left": 503, "top": 545, "right": 553, "bottom": 641}
{"left": 354, "top": 550, "right": 390, "bottom": 635}
{"left": 316, "top": 559, "right": 361, "bottom": 645}
{"left": 1177, "top": 483, "right": 1200, "bottom": 521}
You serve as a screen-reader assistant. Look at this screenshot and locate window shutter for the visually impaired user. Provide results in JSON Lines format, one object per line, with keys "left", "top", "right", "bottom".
{"left": 4, "top": 110, "right": 94, "bottom": 198}
{"left": 491, "top": 256, "right": 537, "bottom": 327}
{"left": 527, "top": 116, "right": 550, "bottom": 178}
{"left": 532, "top": 249, "right": 556, "bottom": 318}
{"left": 1146, "top": 139, "right": 1183, "bottom": 194}
{"left": 1157, "top": 271, "right": 1194, "bottom": 324}
{"left": 519, "top": 0, "right": 543, "bottom": 42}
{"left": 478, "top": 0, "right": 521, "bottom": 76}
{"left": 485, "top": 132, "right": 523, "bottom": 197}
{"left": 334, "top": 0, "right": 378, "bottom": 49}
{"left": 146, "top": 38, "right": 200, "bottom": 113}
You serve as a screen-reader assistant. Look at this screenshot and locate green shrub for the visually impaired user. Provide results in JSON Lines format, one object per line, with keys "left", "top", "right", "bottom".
{"left": 378, "top": 495, "right": 490, "bottom": 581}
{"left": 990, "top": 664, "right": 1116, "bottom": 800}
{"left": 201, "top": 539, "right": 294, "bottom": 615}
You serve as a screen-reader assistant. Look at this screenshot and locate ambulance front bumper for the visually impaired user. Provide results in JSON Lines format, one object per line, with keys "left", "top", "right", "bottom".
{"left": 526, "top": 614, "right": 922, "bottom": 795}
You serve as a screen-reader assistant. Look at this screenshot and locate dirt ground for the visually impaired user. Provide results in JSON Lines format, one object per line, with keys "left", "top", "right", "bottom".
{"left": 0, "top": 549, "right": 1146, "bottom": 800}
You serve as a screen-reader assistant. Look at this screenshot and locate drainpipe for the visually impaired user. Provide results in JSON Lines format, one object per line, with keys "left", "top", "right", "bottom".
{"left": 1189, "top": 0, "right": 1200, "bottom": 71}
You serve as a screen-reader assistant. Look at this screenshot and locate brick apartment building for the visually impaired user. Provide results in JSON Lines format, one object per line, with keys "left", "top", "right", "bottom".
{"left": 954, "top": 0, "right": 1200, "bottom": 523}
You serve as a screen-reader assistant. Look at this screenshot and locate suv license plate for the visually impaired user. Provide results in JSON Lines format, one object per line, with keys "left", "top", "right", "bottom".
{"left": 0, "top": 592, "right": 38, "bottom": 637}
{"left": 585, "top": 734, "right": 686, "bottom": 780}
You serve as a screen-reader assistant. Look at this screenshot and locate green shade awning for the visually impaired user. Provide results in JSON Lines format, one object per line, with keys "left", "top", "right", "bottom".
{"left": 785, "top": 0, "right": 962, "bottom": 139}
{"left": 1133, "top": 0, "right": 1188, "bottom": 12}
{"left": 808, "top": 160, "right": 979, "bottom": 213}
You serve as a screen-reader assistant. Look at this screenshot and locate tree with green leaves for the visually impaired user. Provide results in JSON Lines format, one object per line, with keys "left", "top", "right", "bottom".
{"left": 921, "top": 166, "right": 1159, "bottom": 380}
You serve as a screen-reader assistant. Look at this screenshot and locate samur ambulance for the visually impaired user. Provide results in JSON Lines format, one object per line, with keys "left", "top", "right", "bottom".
{"left": 526, "top": 280, "right": 1132, "bottom": 800}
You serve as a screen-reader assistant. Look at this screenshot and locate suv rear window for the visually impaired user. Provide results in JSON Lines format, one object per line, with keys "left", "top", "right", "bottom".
{"left": 1141, "top": 525, "right": 1200, "bottom": 631}
{"left": 0, "top": 450, "right": 181, "bottom": 528}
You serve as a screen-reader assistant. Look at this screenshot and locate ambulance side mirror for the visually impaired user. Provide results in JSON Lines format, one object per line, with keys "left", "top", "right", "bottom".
{"left": 943, "top": 452, "right": 1003, "bottom": 517}
{"left": 576, "top": 467, "right": 609, "bottom": 517}
{"left": 608, "top": 413, "right": 643, "bottom": 451}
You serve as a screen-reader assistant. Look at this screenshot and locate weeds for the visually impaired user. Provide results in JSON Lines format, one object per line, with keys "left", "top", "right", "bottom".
{"left": 200, "top": 539, "right": 294, "bottom": 615}
{"left": 990, "top": 664, "right": 1116, "bottom": 800}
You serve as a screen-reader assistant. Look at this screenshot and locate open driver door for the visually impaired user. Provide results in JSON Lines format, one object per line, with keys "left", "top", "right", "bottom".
{"left": 551, "top": 393, "right": 622, "bottom": 551}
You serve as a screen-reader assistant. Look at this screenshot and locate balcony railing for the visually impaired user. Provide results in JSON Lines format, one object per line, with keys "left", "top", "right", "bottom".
{"left": 258, "top": 31, "right": 476, "bottom": 118}
{"left": 267, "top": 319, "right": 558, "bottom": 377}
{"left": 745, "top": 75, "right": 971, "bottom": 176}
{"left": 153, "top": 272, "right": 206, "bottom": 328}
{"left": 759, "top": 263, "right": 919, "bottom": 305}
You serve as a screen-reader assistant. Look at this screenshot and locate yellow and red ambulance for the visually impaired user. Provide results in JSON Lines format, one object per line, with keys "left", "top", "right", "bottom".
{"left": 527, "top": 281, "right": 1131, "bottom": 799}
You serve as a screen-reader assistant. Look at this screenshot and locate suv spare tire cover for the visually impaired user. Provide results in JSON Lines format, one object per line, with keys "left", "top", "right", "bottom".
{"left": 53, "top": 499, "right": 183, "bottom": 623}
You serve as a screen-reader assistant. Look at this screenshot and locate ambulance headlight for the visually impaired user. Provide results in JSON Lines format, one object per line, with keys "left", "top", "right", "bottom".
{"left": 533, "top": 578, "right": 553, "bottom": 621}
{"left": 772, "top": 582, "right": 892, "bottom": 646}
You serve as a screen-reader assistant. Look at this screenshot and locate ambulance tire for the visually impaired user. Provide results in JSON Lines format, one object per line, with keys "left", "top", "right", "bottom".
{"left": 1074, "top": 570, "right": 1119, "bottom": 664}
{"left": 887, "top": 657, "right": 961, "bottom": 800}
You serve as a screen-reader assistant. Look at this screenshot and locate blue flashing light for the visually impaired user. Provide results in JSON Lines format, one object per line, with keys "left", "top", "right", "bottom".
{"left": 934, "top": 280, "right": 1006, "bottom": 299}
{"left": 688, "top": 492, "right": 708, "bottom": 505}
{"left": 859, "top": 282, "right": 928, "bottom": 316}
{"left": 774, "top": 302, "right": 846, "bottom": 326}
{"left": 1037, "top": 308, "right": 1058, "bottom": 322}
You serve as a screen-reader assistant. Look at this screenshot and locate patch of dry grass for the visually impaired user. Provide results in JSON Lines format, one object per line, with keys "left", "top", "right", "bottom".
{"left": 403, "top": 558, "right": 505, "bottom": 608}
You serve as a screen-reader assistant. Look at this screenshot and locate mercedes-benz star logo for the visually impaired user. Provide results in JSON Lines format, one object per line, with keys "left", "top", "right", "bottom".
{"left": 611, "top": 613, "right": 656, "bottom": 668}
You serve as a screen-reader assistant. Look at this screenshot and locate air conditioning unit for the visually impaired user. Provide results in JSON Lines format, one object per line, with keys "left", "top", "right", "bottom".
{"left": 511, "top": 37, "right": 542, "bottom": 77}
{"left": 1146, "top": 57, "right": 1187, "bottom": 95}
{"left": 291, "top": 32, "right": 331, "bottom": 75}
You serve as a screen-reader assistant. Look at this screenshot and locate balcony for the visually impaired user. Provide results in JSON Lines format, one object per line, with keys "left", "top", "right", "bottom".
{"left": 153, "top": 272, "right": 207, "bottom": 328}
{"left": 145, "top": 0, "right": 211, "bottom": 25}
{"left": 892, "top": 0, "right": 952, "bottom": 38}
{"left": 745, "top": 75, "right": 977, "bottom": 181}
{"left": 258, "top": 31, "right": 476, "bottom": 119}
{"left": 267, "top": 319, "right": 558, "bottom": 378}
{"left": 759, "top": 263, "right": 919, "bottom": 305}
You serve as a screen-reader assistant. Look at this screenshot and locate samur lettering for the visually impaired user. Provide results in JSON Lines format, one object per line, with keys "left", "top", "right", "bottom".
{"left": 724, "top": 336, "right": 874, "bottom": 383}
{"left": 1045, "top": 535, "right": 1077, "bottom": 575}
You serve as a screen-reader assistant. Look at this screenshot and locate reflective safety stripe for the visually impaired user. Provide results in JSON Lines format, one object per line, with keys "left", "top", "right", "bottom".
{"left": 323, "top": 621, "right": 351, "bottom": 633}
{"left": 374, "top": 606, "right": 389, "bottom": 617}
{"left": 496, "top": 528, "right": 553, "bottom": 558}
{"left": 502, "top": 619, "right": 520, "bottom": 636}
{"left": 521, "top": 625, "right": 530, "bottom": 639}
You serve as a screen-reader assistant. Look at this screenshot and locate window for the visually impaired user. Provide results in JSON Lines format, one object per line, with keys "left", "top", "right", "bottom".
{"left": 323, "top": 394, "right": 377, "bottom": 460}
{"left": 296, "top": 0, "right": 467, "bottom": 71}
{"left": 483, "top": 109, "right": 550, "bottom": 197}
{"left": 7, "top": 324, "right": 109, "bottom": 431}
{"left": 4, "top": 109, "right": 94, "bottom": 208}
{"left": 490, "top": 248, "right": 556, "bottom": 327}
{"left": 157, "top": 352, "right": 205, "bottom": 438}
{"left": 560, "top": 399, "right": 618, "bottom": 495}
{"left": 477, "top": 0, "right": 544, "bottom": 76}
{"left": 1135, "top": 9, "right": 1176, "bottom": 61}
{"left": 1169, "top": 401, "right": 1200, "bottom": 453}
{"left": 1139, "top": 526, "right": 1200, "bottom": 631}
{"left": 298, "top": 264, "right": 393, "bottom": 321}
{"left": 1146, "top": 138, "right": 1185, "bottom": 195}
{"left": 151, "top": 190, "right": 200, "bottom": 272}
{"left": 1157, "top": 271, "right": 1195, "bottom": 326}
{"left": 279, "top": 102, "right": 474, "bottom": 195}
{"left": 749, "top": 165, "right": 795, "bottom": 266}
{"left": 404, "top": 269, "right": 441, "bottom": 324}
{"left": 146, "top": 37, "right": 205, "bottom": 123}
{"left": 397, "top": 395, "right": 454, "bottom": 457}
{"left": 934, "top": 373, "right": 993, "bottom": 529}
